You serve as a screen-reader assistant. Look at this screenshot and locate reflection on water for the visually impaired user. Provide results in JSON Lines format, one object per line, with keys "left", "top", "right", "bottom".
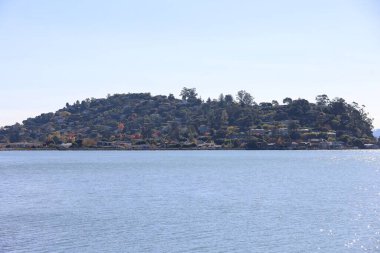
{"left": 0, "top": 150, "right": 380, "bottom": 252}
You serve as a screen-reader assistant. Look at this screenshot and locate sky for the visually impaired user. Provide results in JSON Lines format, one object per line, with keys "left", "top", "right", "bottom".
{"left": 0, "top": 0, "right": 379, "bottom": 128}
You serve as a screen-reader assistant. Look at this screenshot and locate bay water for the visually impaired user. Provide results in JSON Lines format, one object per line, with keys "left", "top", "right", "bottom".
{"left": 1, "top": 151, "right": 380, "bottom": 252}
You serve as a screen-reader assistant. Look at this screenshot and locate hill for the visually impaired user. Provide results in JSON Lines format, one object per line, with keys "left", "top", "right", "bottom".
{"left": 373, "top": 129, "right": 380, "bottom": 138}
{"left": 0, "top": 88, "right": 377, "bottom": 149}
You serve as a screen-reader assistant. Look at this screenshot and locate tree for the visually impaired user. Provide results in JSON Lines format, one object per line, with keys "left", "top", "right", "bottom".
{"left": 168, "top": 93, "right": 175, "bottom": 101}
{"left": 221, "top": 110, "right": 229, "bottom": 125}
{"left": 283, "top": 97, "right": 292, "bottom": 105}
{"left": 236, "top": 90, "right": 253, "bottom": 106}
{"left": 260, "top": 102, "right": 272, "bottom": 108}
{"left": 288, "top": 121, "right": 299, "bottom": 131}
{"left": 225, "top": 94, "right": 234, "bottom": 105}
{"left": 246, "top": 137, "right": 263, "bottom": 150}
{"left": 9, "top": 131, "right": 20, "bottom": 143}
{"left": 218, "top": 94, "right": 225, "bottom": 103}
{"left": 288, "top": 99, "right": 310, "bottom": 117}
{"left": 329, "top": 98, "right": 347, "bottom": 115}
{"left": 316, "top": 94, "right": 330, "bottom": 106}
{"left": 180, "top": 87, "right": 198, "bottom": 102}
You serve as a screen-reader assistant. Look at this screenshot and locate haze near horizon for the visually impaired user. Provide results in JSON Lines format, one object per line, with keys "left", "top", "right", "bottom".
{"left": 0, "top": 0, "right": 379, "bottom": 128}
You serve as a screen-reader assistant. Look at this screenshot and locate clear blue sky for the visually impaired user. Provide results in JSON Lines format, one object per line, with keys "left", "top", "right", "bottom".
{"left": 1, "top": 0, "right": 380, "bottom": 127}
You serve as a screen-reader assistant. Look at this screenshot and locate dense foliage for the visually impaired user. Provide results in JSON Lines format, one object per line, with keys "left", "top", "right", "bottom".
{"left": 0, "top": 88, "right": 376, "bottom": 149}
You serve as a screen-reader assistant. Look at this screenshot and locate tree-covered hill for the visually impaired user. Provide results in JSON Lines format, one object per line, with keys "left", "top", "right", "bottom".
{"left": 0, "top": 88, "right": 377, "bottom": 149}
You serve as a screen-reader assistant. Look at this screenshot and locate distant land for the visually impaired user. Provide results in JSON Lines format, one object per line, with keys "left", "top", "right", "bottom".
{"left": 373, "top": 129, "right": 380, "bottom": 138}
{"left": 0, "top": 88, "right": 379, "bottom": 150}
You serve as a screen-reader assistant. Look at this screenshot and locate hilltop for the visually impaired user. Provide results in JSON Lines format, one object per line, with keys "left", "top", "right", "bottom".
{"left": 0, "top": 88, "right": 378, "bottom": 150}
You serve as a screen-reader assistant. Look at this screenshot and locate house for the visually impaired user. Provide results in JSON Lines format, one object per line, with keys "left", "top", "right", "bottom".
{"left": 309, "top": 139, "right": 330, "bottom": 149}
{"left": 182, "top": 141, "right": 196, "bottom": 148}
{"left": 134, "top": 143, "right": 151, "bottom": 150}
{"left": 364, "top": 144, "right": 379, "bottom": 149}
{"left": 130, "top": 133, "right": 143, "bottom": 140}
{"left": 97, "top": 141, "right": 112, "bottom": 147}
{"left": 309, "top": 138, "right": 327, "bottom": 148}
{"left": 319, "top": 141, "right": 331, "bottom": 149}
{"left": 298, "top": 142, "right": 310, "bottom": 149}
{"left": 297, "top": 128, "right": 310, "bottom": 134}
{"left": 279, "top": 120, "right": 299, "bottom": 127}
{"left": 6, "top": 142, "right": 43, "bottom": 149}
{"left": 327, "top": 131, "right": 337, "bottom": 138}
{"left": 228, "top": 133, "right": 249, "bottom": 140}
{"left": 276, "top": 128, "right": 288, "bottom": 136}
{"left": 196, "top": 139, "right": 206, "bottom": 146}
{"left": 198, "top": 125, "right": 210, "bottom": 135}
{"left": 117, "top": 141, "right": 133, "bottom": 148}
{"left": 290, "top": 142, "right": 299, "bottom": 149}
{"left": 331, "top": 141, "right": 345, "bottom": 149}
{"left": 60, "top": 143, "right": 72, "bottom": 149}
{"left": 249, "top": 128, "right": 266, "bottom": 136}
{"left": 266, "top": 143, "right": 277, "bottom": 150}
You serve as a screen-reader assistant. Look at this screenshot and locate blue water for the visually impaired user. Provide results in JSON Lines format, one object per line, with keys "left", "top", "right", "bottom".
{"left": 1, "top": 151, "right": 380, "bottom": 252}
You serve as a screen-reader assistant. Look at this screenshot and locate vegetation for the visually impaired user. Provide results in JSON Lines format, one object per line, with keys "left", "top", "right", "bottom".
{"left": 0, "top": 88, "right": 376, "bottom": 149}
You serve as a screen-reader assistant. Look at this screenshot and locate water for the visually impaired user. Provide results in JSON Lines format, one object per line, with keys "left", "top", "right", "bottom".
{"left": 1, "top": 151, "right": 380, "bottom": 253}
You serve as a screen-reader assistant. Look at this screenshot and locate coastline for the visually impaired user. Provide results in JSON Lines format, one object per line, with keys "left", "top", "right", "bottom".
{"left": 0, "top": 147, "right": 377, "bottom": 151}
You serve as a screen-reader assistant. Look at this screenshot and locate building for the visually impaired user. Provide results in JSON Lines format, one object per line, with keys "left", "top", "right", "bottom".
{"left": 364, "top": 144, "right": 379, "bottom": 149}
{"left": 249, "top": 128, "right": 266, "bottom": 136}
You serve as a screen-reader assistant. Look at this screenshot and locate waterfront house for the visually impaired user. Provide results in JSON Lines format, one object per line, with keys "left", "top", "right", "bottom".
{"left": 297, "top": 128, "right": 310, "bottom": 134}
{"left": 331, "top": 141, "right": 345, "bottom": 149}
{"left": 290, "top": 142, "right": 299, "bottom": 149}
{"left": 60, "top": 143, "right": 72, "bottom": 149}
{"left": 364, "top": 144, "right": 379, "bottom": 149}
{"left": 249, "top": 128, "right": 266, "bottom": 136}
{"left": 279, "top": 120, "right": 299, "bottom": 127}
{"left": 327, "top": 131, "right": 337, "bottom": 138}
{"left": 298, "top": 142, "right": 310, "bottom": 149}
{"left": 198, "top": 125, "right": 210, "bottom": 135}
{"left": 308, "top": 139, "right": 329, "bottom": 149}
{"left": 6, "top": 142, "right": 43, "bottom": 149}
{"left": 275, "top": 128, "right": 288, "bottom": 136}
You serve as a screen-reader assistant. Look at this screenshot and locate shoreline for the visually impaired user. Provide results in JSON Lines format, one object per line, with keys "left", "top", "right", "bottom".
{"left": 0, "top": 147, "right": 377, "bottom": 151}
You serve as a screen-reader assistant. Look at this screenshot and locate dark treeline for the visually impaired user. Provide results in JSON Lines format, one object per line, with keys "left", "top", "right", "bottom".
{"left": 0, "top": 88, "right": 378, "bottom": 149}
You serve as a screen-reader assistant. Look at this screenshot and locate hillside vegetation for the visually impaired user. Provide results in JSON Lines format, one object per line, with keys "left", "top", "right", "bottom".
{"left": 0, "top": 88, "right": 377, "bottom": 149}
